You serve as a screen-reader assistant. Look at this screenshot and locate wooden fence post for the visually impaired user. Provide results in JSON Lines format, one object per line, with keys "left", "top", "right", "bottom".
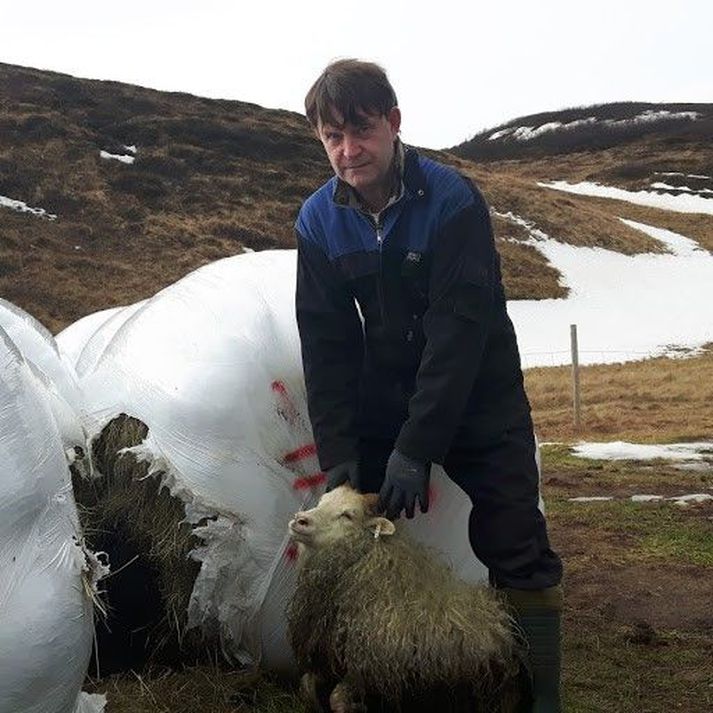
{"left": 570, "top": 324, "right": 581, "bottom": 430}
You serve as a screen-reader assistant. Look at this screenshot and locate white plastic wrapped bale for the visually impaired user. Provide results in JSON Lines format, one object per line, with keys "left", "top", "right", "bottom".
{"left": 55, "top": 302, "right": 147, "bottom": 379}
{"left": 78, "top": 249, "right": 489, "bottom": 673}
{"left": 0, "top": 328, "right": 106, "bottom": 713}
{"left": 0, "top": 299, "right": 91, "bottom": 478}
{"left": 55, "top": 306, "right": 126, "bottom": 371}
{"left": 0, "top": 297, "right": 83, "bottom": 411}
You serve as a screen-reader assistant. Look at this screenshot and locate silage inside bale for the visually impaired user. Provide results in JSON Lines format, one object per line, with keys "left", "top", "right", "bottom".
{"left": 75, "top": 413, "right": 221, "bottom": 673}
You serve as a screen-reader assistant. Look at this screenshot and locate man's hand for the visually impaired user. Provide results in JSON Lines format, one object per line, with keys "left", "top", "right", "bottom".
{"left": 378, "top": 449, "right": 430, "bottom": 519}
{"left": 325, "top": 460, "right": 360, "bottom": 491}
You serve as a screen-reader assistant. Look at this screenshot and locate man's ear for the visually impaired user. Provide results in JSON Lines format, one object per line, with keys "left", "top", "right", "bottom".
{"left": 368, "top": 517, "right": 396, "bottom": 538}
{"left": 387, "top": 106, "right": 401, "bottom": 135}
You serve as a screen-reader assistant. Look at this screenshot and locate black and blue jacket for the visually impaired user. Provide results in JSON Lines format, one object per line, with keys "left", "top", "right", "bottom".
{"left": 295, "top": 148, "right": 530, "bottom": 471}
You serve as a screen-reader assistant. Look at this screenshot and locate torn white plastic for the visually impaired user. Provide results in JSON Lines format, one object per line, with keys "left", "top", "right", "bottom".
{"left": 77, "top": 249, "right": 491, "bottom": 673}
{"left": 0, "top": 327, "right": 105, "bottom": 713}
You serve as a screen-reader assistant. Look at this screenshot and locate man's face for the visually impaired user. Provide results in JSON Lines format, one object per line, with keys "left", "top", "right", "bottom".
{"left": 317, "top": 106, "right": 401, "bottom": 200}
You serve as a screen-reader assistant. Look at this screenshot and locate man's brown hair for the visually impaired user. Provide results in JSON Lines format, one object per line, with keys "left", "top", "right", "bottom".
{"left": 305, "top": 59, "right": 398, "bottom": 129}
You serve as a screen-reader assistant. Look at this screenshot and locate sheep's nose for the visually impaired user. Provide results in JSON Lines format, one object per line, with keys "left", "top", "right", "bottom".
{"left": 294, "top": 513, "right": 311, "bottom": 527}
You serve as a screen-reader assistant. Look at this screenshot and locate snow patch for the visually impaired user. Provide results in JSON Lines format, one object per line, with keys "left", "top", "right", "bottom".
{"left": 650, "top": 182, "right": 713, "bottom": 196}
{"left": 655, "top": 172, "right": 712, "bottom": 181}
{"left": 99, "top": 150, "right": 135, "bottom": 165}
{"left": 538, "top": 180, "right": 713, "bottom": 215}
{"left": 669, "top": 493, "right": 713, "bottom": 506}
{"left": 571, "top": 441, "right": 713, "bottom": 461}
{"left": 0, "top": 194, "right": 57, "bottom": 220}
{"left": 498, "top": 213, "right": 713, "bottom": 367}
{"left": 619, "top": 218, "right": 702, "bottom": 257}
{"left": 488, "top": 110, "right": 699, "bottom": 143}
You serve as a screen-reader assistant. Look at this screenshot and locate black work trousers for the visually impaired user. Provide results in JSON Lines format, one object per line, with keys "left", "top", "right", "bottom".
{"left": 357, "top": 417, "right": 562, "bottom": 591}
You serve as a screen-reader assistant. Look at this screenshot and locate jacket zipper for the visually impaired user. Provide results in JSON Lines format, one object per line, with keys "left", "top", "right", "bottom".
{"left": 375, "top": 217, "right": 386, "bottom": 327}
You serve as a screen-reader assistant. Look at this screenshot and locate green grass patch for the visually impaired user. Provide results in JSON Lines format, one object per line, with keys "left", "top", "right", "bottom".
{"left": 563, "top": 624, "right": 713, "bottom": 712}
{"left": 547, "top": 499, "right": 713, "bottom": 567}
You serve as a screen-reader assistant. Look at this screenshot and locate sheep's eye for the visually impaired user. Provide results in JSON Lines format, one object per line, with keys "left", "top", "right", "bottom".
{"left": 339, "top": 511, "right": 354, "bottom": 520}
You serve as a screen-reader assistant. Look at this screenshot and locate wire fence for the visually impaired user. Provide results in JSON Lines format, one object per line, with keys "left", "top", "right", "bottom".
{"left": 520, "top": 348, "right": 675, "bottom": 369}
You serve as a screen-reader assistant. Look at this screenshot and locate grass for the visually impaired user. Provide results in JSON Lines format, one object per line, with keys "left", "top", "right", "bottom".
{"left": 525, "top": 345, "right": 713, "bottom": 443}
{"left": 540, "top": 440, "right": 713, "bottom": 712}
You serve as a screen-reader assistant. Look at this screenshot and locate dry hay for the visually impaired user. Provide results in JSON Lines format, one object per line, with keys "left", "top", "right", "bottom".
{"left": 74, "top": 414, "right": 220, "bottom": 672}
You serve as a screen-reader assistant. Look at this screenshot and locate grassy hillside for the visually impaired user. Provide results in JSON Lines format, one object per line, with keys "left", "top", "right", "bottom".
{"left": 452, "top": 102, "right": 713, "bottom": 163}
{"left": 2, "top": 63, "right": 712, "bottom": 332}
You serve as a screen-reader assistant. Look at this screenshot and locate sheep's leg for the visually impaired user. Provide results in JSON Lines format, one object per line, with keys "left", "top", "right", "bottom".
{"left": 329, "top": 680, "right": 367, "bottom": 713}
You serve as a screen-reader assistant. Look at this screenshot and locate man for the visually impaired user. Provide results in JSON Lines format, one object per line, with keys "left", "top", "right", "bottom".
{"left": 294, "top": 59, "right": 563, "bottom": 712}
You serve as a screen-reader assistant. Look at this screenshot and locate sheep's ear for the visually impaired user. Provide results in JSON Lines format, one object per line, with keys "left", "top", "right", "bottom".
{"left": 368, "top": 517, "right": 395, "bottom": 538}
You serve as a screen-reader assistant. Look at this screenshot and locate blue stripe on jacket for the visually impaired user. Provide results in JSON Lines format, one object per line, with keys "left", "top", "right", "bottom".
{"left": 295, "top": 152, "right": 476, "bottom": 259}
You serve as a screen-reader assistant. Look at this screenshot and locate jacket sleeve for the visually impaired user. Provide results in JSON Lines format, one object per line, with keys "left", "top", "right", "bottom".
{"left": 394, "top": 187, "right": 498, "bottom": 464}
{"left": 295, "top": 231, "right": 364, "bottom": 471}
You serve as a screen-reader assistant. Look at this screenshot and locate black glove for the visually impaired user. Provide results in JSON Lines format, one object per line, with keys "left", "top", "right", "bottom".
{"left": 325, "top": 460, "right": 360, "bottom": 492}
{"left": 378, "top": 449, "right": 430, "bottom": 519}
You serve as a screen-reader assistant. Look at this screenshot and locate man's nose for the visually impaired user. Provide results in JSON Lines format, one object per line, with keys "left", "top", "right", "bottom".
{"left": 342, "top": 133, "right": 362, "bottom": 159}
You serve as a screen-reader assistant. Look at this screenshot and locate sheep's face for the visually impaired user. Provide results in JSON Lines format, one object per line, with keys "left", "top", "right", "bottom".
{"left": 289, "top": 485, "right": 395, "bottom": 551}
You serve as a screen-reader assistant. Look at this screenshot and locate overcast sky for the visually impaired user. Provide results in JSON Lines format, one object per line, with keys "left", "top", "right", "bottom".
{"left": 2, "top": 0, "right": 711, "bottom": 149}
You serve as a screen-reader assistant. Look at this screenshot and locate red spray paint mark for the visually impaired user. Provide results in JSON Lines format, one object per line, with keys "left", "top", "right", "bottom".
{"left": 284, "top": 443, "right": 317, "bottom": 463}
{"left": 293, "top": 472, "right": 327, "bottom": 490}
{"left": 271, "top": 380, "right": 287, "bottom": 396}
{"left": 285, "top": 543, "right": 299, "bottom": 562}
{"left": 271, "top": 379, "right": 300, "bottom": 425}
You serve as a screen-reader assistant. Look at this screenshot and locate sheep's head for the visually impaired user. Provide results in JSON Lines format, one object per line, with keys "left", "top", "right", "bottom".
{"left": 288, "top": 484, "right": 395, "bottom": 552}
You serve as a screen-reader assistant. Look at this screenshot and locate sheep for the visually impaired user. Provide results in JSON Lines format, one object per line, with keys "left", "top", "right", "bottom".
{"left": 287, "top": 485, "right": 529, "bottom": 713}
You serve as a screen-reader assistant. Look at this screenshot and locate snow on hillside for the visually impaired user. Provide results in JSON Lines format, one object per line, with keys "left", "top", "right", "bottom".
{"left": 0, "top": 194, "right": 57, "bottom": 220}
{"left": 99, "top": 149, "right": 135, "bottom": 164}
{"left": 504, "top": 215, "right": 713, "bottom": 367}
{"left": 538, "top": 180, "right": 713, "bottom": 215}
{"left": 487, "top": 110, "right": 701, "bottom": 142}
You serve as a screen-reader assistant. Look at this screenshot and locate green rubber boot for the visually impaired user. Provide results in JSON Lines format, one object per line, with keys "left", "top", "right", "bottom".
{"left": 501, "top": 585, "right": 563, "bottom": 713}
